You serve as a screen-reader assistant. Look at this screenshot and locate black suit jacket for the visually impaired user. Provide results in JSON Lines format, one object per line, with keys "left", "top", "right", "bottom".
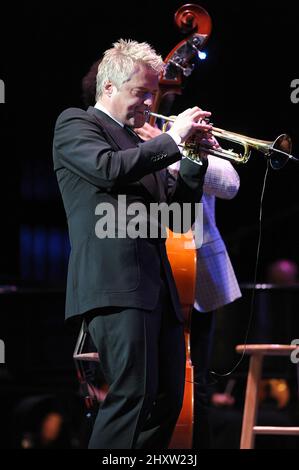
{"left": 53, "top": 106, "right": 207, "bottom": 321}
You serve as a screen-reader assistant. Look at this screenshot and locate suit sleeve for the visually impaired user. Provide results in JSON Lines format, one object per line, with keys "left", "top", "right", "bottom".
{"left": 165, "top": 157, "right": 208, "bottom": 232}
{"left": 167, "top": 157, "right": 208, "bottom": 204}
{"left": 53, "top": 108, "right": 182, "bottom": 189}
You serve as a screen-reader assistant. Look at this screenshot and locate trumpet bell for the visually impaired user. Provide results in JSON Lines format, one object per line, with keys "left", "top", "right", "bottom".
{"left": 269, "top": 134, "right": 292, "bottom": 170}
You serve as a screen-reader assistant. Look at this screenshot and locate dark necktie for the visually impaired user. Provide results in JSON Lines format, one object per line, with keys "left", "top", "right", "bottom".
{"left": 124, "top": 125, "right": 143, "bottom": 144}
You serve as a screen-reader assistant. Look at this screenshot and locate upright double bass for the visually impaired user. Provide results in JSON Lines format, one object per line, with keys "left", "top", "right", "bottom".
{"left": 149, "top": 3, "right": 212, "bottom": 449}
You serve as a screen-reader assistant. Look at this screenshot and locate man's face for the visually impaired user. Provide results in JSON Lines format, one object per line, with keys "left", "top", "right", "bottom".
{"left": 107, "top": 63, "right": 159, "bottom": 128}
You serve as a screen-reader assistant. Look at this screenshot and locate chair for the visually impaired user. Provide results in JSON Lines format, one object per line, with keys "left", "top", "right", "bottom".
{"left": 236, "top": 344, "right": 299, "bottom": 449}
{"left": 72, "top": 320, "right": 100, "bottom": 409}
{"left": 73, "top": 320, "right": 99, "bottom": 362}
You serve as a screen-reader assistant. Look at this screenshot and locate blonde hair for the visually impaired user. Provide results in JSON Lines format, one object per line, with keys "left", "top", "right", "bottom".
{"left": 95, "top": 39, "right": 164, "bottom": 100}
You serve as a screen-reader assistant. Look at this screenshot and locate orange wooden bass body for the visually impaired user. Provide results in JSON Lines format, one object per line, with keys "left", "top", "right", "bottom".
{"left": 166, "top": 230, "right": 196, "bottom": 449}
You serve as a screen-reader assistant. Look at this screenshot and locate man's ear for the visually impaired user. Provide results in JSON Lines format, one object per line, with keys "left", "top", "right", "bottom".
{"left": 103, "top": 81, "right": 116, "bottom": 98}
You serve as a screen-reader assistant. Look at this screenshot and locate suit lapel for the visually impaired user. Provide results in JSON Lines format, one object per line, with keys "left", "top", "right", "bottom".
{"left": 87, "top": 107, "right": 161, "bottom": 201}
{"left": 87, "top": 106, "right": 136, "bottom": 150}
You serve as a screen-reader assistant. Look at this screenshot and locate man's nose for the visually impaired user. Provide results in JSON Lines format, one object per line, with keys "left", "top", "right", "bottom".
{"left": 144, "top": 94, "right": 154, "bottom": 106}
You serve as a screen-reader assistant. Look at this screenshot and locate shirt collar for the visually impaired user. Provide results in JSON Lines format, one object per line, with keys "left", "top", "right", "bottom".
{"left": 94, "top": 102, "right": 124, "bottom": 128}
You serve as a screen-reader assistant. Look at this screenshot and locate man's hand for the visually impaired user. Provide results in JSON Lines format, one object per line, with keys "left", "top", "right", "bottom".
{"left": 167, "top": 106, "right": 212, "bottom": 144}
{"left": 190, "top": 131, "right": 221, "bottom": 158}
{"left": 134, "top": 123, "right": 162, "bottom": 141}
{"left": 200, "top": 132, "right": 220, "bottom": 150}
{"left": 134, "top": 108, "right": 216, "bottom": 161}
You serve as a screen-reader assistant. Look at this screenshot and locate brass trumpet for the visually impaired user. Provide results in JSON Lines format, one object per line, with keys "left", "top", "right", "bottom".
{"left": 149, "top": 111, "right": 297, "bottom": 170}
